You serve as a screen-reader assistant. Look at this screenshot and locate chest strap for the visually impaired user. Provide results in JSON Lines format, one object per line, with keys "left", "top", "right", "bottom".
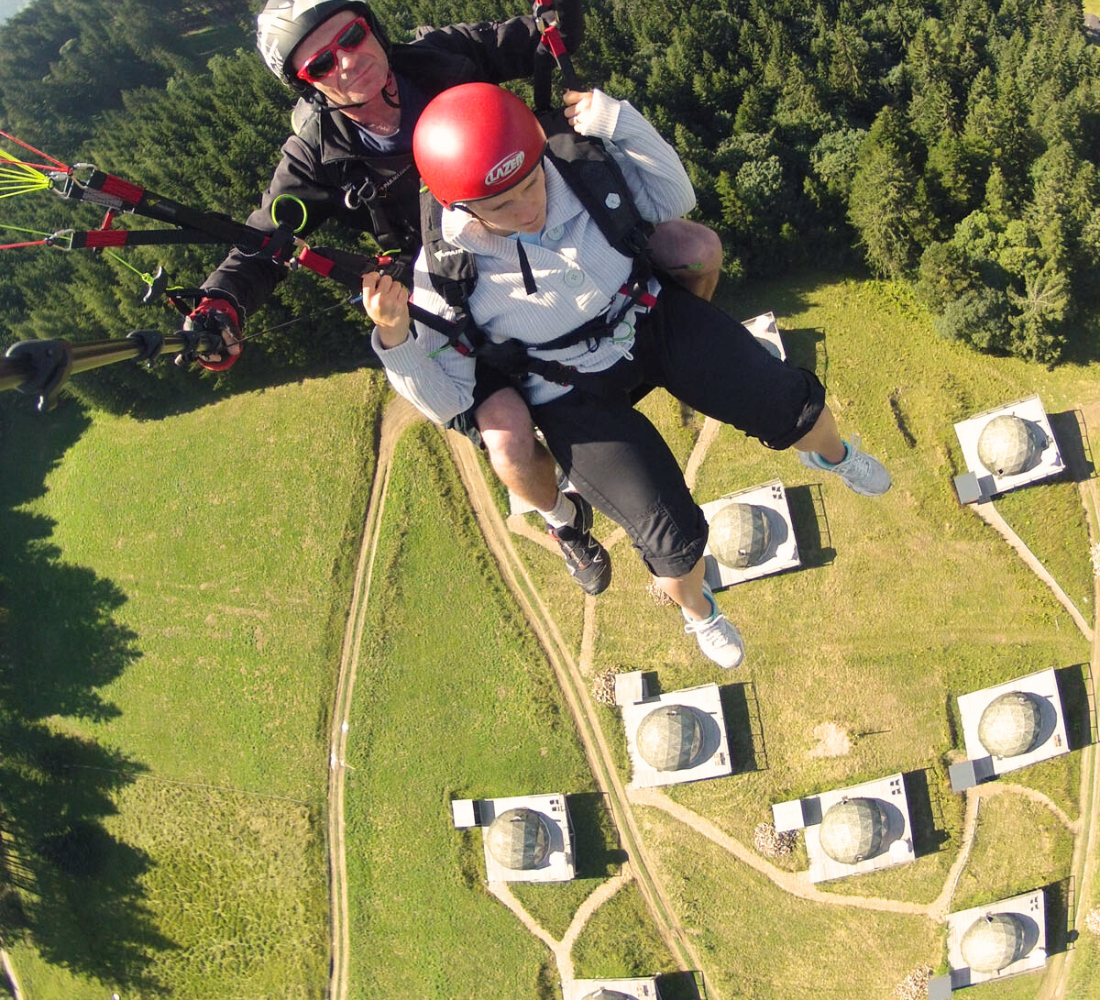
{"left": 454, "top": 281, "right": 658, "bottom": 384}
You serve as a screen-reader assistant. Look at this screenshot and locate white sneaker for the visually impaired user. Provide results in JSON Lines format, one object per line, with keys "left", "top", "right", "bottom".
{"left": 798, "top": 435, "right": 891, "bottom": 496}
{"left": 682, "top": 584, "right": 744, "bottom": 669}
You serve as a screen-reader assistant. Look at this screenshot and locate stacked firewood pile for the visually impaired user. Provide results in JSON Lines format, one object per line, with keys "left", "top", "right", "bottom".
{"left": 592, "top": 670, "right": 618, "bottom": 706}
{"left": 752, "top": 822, "right": 798, "bottom": 857}
{"left": 892, "top": 967, "right": 932, "bottom": 1000}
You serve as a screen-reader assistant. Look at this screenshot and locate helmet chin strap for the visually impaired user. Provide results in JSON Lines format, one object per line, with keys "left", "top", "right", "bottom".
{"left": 317, "top": 71, "right": 400, "bottom": 113}
{"left": 380, "top": 71, "right": 400, "bottom": 108}
{"left": 319, "top": 99, "right": 368, "bottom": 112}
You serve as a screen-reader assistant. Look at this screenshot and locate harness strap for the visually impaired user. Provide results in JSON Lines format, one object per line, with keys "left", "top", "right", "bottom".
{"left": 49, "top": 227, "right": 227, "bottom": 250}
{"left": 343, "top": 162, "right": 414, "bottom": 211}
{"left": 419, "top": 280, "right": 658, "bottom": 387}
{"left": 533, "top": 0, "right": 578, "bottom": 112}
{"left": 516, "top": 240, "right": 538, "bottom": 295}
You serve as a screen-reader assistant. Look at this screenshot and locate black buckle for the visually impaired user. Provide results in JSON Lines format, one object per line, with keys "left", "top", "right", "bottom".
{"left": 5, "top": 339, "right": 73, "bottom": 412}
{"left": 542, "top": 360, "right": 577, "bottom": 386}
{"left": 477, "top": 338, "right": 530, "bottom": 376}
{"left": 126, "top": 329, "right": 165, "bottom": 365}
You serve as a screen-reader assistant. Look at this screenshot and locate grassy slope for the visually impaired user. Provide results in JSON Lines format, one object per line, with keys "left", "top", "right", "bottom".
{"left": 952, "top": 795, "right": 1074, "bottom": 913}
{"left": 343, "top": 422, "right": 614, "bottom": 999}
{"left": 636, "top": 803, "right": 941, "bottom": 999}
{"left": 570, "top": 881, "right": 679, "bottom": 980}
{"left": 3, "top": 370, "right": 386, "bottom": 998}
{"left": 513, "top": 273, "right": 1097, "bottom": 991}
{"left": 996, "top": 481, "right": 1094, "bottom": 618}
{"left": 6, "top": 268, "right": 1096, "bottom": 997}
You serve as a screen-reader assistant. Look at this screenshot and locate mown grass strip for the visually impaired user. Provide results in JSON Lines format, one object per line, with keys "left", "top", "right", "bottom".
{"left": 343, "top": 422, "right": 607, "bottom": 998}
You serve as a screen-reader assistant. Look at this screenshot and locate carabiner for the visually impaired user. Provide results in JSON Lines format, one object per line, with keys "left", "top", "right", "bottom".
{"left": 45, "top": 229, "right": 74, "bottom": 251}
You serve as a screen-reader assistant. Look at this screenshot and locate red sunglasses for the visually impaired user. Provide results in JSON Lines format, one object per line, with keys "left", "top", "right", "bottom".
{"left": 296, "top": 16, "right": 372, "bottom": 83}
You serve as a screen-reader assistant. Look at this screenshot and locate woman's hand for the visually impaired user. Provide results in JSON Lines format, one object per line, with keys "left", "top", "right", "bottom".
{"left": 362, "top": 271, "right": 410, "bottom": 348}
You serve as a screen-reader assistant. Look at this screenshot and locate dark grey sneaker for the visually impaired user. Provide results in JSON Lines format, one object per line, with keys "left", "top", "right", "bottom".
{"left": 548, "top": 493, "right": 612, "bottom": 595}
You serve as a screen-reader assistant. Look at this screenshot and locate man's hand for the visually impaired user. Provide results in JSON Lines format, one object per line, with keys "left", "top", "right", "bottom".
{"left": 562, "top": 89, "right": 596, "bottom": 134}
{"left": 179, "top": 297, "right": 242, "bottom": 371}
{"left": 362, "top": 271, "right": 410, "bottom": 349}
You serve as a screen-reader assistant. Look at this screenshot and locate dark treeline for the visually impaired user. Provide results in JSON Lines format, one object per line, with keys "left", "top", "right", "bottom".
{"left": 1, "top": 0, "right": 1098, "bottom": 414}
{"left": 570, "top": 0, "right": 1100, "bottom": 364}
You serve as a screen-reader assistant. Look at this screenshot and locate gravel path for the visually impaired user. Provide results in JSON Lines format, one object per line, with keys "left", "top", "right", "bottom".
{"left": 487, "top": 870, "right": 634, "bottom": 982}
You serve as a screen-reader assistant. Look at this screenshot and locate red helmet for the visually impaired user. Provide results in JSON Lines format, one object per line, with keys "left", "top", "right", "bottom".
{"left": 414, "top": 84, "right": 546, "bottom": 208}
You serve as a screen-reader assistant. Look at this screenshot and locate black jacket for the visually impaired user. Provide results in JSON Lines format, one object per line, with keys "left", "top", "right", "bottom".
{"left": 203, "top": 10, "right": 580, "bottom": 321}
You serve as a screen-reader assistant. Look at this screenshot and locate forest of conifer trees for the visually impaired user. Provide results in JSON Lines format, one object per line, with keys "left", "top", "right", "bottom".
{"left": 1, "top": 0, "right": 1098, "bottom": 413}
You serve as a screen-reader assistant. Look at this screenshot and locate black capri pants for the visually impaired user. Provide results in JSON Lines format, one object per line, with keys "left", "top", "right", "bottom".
{"left": 530, "top": 281, "right": 826, "bottom": 579}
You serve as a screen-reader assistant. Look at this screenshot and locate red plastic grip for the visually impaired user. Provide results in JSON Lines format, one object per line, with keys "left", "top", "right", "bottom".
{"left": 296, "top": 246, "right": 335, "bottom": 277}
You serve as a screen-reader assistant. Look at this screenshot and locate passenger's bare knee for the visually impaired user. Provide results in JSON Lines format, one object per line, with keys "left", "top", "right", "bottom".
{"left": 475, "top": 388, "right": 537, "bottom": 468}
{"left": 697, "top": 224, "right": 724, "bottom": 270}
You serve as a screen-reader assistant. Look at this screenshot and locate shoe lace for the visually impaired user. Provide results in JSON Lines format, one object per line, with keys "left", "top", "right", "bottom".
{"left": 552, "top": 523, "right": 598, "bottom": 561}
{"left": 683, "top": 610, "right": 732, "bottom": 645}
{"left": 836, "top": 436, "right": 871, "bottom": 472}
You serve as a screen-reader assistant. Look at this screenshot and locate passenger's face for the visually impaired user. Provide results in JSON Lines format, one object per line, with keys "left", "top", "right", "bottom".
{"left": 465, "top": 164, "right": 547, "bottom": 236}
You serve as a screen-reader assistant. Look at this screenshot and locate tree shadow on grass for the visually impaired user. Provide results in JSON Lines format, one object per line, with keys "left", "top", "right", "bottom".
{"left": 0, "top": 395, "right": 174, "bottom": 991}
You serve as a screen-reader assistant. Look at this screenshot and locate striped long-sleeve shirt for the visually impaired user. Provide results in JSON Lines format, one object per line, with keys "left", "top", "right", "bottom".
{"left": 373, "top": 89, "right": 696, "bottom": 424}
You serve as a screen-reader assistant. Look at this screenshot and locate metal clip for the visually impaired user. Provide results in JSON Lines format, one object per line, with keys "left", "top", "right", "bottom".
{"left": 533, "top": 0, "right": 559, "bottom": 33}
{"left": 45, "top": 229, "right": 74, "bottom": 250}
{"left": 344, "top": 179, "right": 377, "bottom": 211}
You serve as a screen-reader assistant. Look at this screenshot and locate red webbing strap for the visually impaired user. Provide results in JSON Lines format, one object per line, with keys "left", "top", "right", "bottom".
{"left": 296, "top": 245, "right": 335, "bottom": 278}
{"left": 63, "top": 227, "right": 227, "bottom": 249}
{"left": 540, "top": 21, "right": 567, "bottom": 57}
{"left": 77, "top": 229, "right": 129, "bottom": 248}
{"left": 86, "top": 171, "right": 146, "bottom": 207}
{"left": 533, "top": 0, "right": 574, "bottom": 73}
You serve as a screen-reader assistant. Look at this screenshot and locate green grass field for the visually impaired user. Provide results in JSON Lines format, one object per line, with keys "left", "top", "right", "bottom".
{"left": 3, "top": 268, "right": 1096, "bottom": 998}
{"left": 505, "top": 272, "right": 1097, "bottom": 995}
{"left": 635, "top": 803, "right": 941, "bottom": 998}
{"left": 570, "top": 881, "right": 678, "bottom": 980}
{"left": 1, "top": 369, "right": 387, "bottom": 998}
{"left": 996, "top": 480, "right": 1094, "bottom": 618}
{"left": 951, "top": 794, "right": 1074, "bottom": 914}
{"left": 342, "top": 422, "right": 614, "bottom": 998}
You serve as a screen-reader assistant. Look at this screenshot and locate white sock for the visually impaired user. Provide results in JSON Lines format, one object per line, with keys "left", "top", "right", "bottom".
{"left": 539, "top": 491, "right": 576, "bottom": 528}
